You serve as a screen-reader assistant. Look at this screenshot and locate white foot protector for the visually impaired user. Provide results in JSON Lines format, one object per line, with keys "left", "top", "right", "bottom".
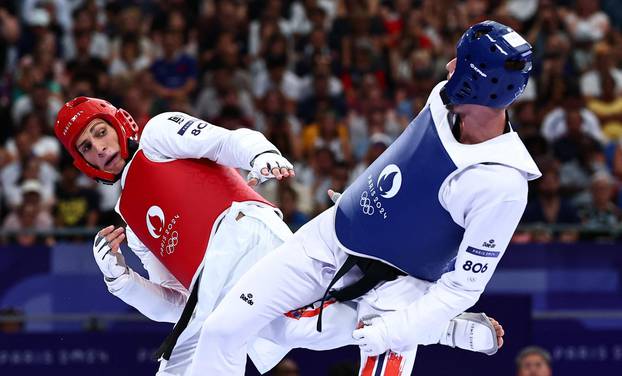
{"left": 439, "top": 312, "right": 498, "bottom": 355}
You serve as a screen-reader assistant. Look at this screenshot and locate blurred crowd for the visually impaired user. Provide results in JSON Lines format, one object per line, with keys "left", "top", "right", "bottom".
{"left": 1, "top": 0, "right": 622, "bottom": 245}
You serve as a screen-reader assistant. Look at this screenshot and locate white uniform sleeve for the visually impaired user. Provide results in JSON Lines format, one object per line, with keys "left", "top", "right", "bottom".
{"left": 382, "top": 164, "right": 528, "bottom": 350}
{"left": 105, "top": 226, "right": 189, "bottom": 323}
{"left": 140, "top": 112, "right": 279, "bottom": 170}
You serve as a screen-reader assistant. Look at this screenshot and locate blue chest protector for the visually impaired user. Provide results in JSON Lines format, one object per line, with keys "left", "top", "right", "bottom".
{"left": 334, "top": 106, "right": 464, "bottom": 282}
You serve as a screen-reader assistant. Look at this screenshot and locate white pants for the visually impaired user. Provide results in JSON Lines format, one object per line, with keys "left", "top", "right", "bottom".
{"left": 157, "top": 202, "right": 291, "bottom": 375}
{"left": 157, "top": 204, "right": 370, "bottom": 375}
{"left": 186, "top": 208, "right": 438, "bottom": 375}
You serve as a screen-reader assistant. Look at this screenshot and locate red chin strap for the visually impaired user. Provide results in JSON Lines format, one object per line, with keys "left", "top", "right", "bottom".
{"left": 55, "top": 97, "right": 139, "bottom": 183}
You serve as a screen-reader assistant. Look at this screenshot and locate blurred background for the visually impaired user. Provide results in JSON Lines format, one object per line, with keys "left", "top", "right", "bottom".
{"left": 1, "top": 0, "right": 621, "bottom": 375}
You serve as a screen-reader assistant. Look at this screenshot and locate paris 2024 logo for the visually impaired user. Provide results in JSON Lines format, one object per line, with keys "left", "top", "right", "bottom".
{"left": 146, "top": 206, "right": 165, "bottom": 238}
{"left": 360, "top": 164, "right": 403, "bottom": 219}
{"left": 146, "top": 205, "right": 180, "bottom": 256}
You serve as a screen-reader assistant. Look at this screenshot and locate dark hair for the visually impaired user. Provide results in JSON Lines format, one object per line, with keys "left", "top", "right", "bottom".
{"left": 121, "top": 33, "right": 140, "bottom": 49}
{"left": 515, "top": 346, "right": 552, "bottom": 369}
{"left": 20, "top": 112, "right": 48, "bottom": 130}
{"left": 266, "top": 53, "right": 288, "bottom": 70}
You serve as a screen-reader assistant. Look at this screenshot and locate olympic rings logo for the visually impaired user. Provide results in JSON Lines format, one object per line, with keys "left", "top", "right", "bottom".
{"left": 166, "top": 231, "right": 179, "bottom": 254}
{"left": 360, "top": 191, "right": 374, "bottom": 215}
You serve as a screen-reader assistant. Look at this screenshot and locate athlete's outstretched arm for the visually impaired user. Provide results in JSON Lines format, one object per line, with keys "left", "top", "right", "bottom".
{"left": 139, "top": 112, "right": 294, "bottom": 184}
{"left": 101, "top": 225, "right": 189, "bottom": 323}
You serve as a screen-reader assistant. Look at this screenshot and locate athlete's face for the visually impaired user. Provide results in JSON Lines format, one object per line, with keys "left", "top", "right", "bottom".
{"left": 75, "top": 119, "right": 126, "bottom": 174}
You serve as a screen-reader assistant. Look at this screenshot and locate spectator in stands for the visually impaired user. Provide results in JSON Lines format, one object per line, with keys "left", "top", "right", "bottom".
{"left": 347, "top": 76, "right": 396, "bottom": 158}
{"left": 65, "top": 73, "right": 96, "bottom": 100}
{"left": 295, "top": 26, "right": 331, "bottom": 77}
{"left": 341, "top": 41, "right": 386, "bottom": 96}
{"left": 207, "top": 35, "right": 250, "bottom": 90}
{"left": 109, "top": 6, "right": 155, "bottom": 62}
{"left": 149, "top": 28, "right": 198, "bottom": 107}
{"left": 5, "top": 113, "right": 60, "bottom": 166}
{"left": 587, "top": 70, "right": 622, "bottom": 140}
{"left": 513, "top": 101, "right": 541, "bottom": 138}
{"left": 64, "top": 22, "right": 108, "bottom": 96}
{"left": 1, "top": 131, "right": 57, "bottom": 209}
{"left": 302, "top": 111, "right": 351, "bottom": 164}
{"left": 1, "top": 179, "right": 53, "bottom": 246}
{"left": 62, "top": 6, "right": 110, "bottom": 61}
{"left": 296, "top": 146, "right": 336, "bottom": 214}
{"left": 606, "top": 139, "right": 622, "bottom": 181}
{"left": 54, "top": 163, "right": 100, "bottom": 228}
{"left": 0, "top": 5, "right": 20, "bottom": 82}
{"left": 121, "top": 86, "right": 151, "bottom": 135}
{"left": 393, "top": 85, "right": 415, "bottom": 129}
{"left": 515, "top": 346, "right": 553, "bottom": 376}
{"left": 522, "top": 157, "right": 580, "bottom": 243}
{"left": 313, "top": 161, "right": 349, "bottom": 212}
{"left": 253, "top": 53, "right": 302, "bottom": 113}
{"left": 396, "top": 47, "right": 436, "bottom": 97}
{"left": 11, "top": 80, "right": 62, "bottom": 129}
{"left": 337, "top": 5, "right": 385, "bottom": 92}
{"left": 347, "top": 72, "right": 390, "bottom": 117}
{"left": 527, "top": 0, "right": 564, "bottom": 64}
{"left": 542, "top": 96, "right": 606, "bottom": 145}
{"left": 108, "top": 34, "right": 150, "bottom": 92}
{"left": 557, "top": 131, "right": 608, "bottom": 207}
{"left": 197, "top": 1, "right": 246, "bottom": 73}
{"left": 17, "top": 8, "right": 52, "bottom": 57}
{"left": 258, "top": 90, "right": 302, "bottom": 162}
{"left": 579, "top": 171, "right": 622, "bottom": 235}
{"left": 209, "top": 100, "right": 254, "bottom": 130}
{"left": 277, "top": 184, "right": 309, "bottom": 232}
{"left": 581, "top": 42, "right": 622, "bottom": 99}
{"left": 257, "top": 33, "right": 292, "bottom": 76}
{"left": 513, "top": 100, "right": 551, "bottom": 160}
{"left": 298, "top": 71, "right": 341, "bottom": 124}
{"left": 563, "top": 0, "right": 611, "bottom": 73}
{"left": 30, "top": 31, "right": 63, "bottom": 95}
{"left": 553, "top": 107, "right": 603, "bottom": 163}
{"left": 350, "top": 132, "right": 391, "bottom": 184}
{"left": 288, "top": 0, "right": 332, "bottom": 38}
{"left": 297, "top": 58, "right": 346, "bottom": 123}
{"left": 536, "top": 32, "right": 574, "bottom": 113}
{"left": 195, "top": 63, "right": 255, "bottom": 121}
{"left": 562, "top": 0, "right": 610, "bottom": 44}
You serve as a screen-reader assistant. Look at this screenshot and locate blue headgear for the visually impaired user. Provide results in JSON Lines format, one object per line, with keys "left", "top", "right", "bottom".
{"left": 442, "top": 20, "right": 533, "bottom": 109}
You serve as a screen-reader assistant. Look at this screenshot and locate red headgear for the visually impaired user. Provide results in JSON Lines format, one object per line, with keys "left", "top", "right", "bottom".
{"left": 54, "top": 97, "right": 139, "bottom": 183}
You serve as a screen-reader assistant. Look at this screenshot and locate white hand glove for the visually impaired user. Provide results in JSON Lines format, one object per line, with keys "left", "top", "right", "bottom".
{"left": 352, "top": 315, "right": 392, "bottom": 356}
{"left": 93, "top": 233, "right": 128, "bottom": 280}
{"left": 439, "top": 312, "right": 499, "bottom": 355}
{"left": 247, "top": 152, "right": 294, "bottom": 184}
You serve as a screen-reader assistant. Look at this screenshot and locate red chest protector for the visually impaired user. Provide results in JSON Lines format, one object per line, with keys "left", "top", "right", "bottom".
{"left": 118, "top": 150, "right": 274, "bottom": 289}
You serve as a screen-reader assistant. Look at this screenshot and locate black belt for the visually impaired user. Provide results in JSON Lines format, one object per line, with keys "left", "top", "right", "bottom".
{"left": 316, "top": 255, "right": 405, "bottom": 332}
{"left": 153, "top": 269, "right": 203, "bottom": 361}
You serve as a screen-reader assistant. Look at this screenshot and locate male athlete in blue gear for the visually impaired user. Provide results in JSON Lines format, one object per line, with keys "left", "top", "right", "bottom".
{"left": 187, "top": 20, "right": 541, "bottom": 375}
